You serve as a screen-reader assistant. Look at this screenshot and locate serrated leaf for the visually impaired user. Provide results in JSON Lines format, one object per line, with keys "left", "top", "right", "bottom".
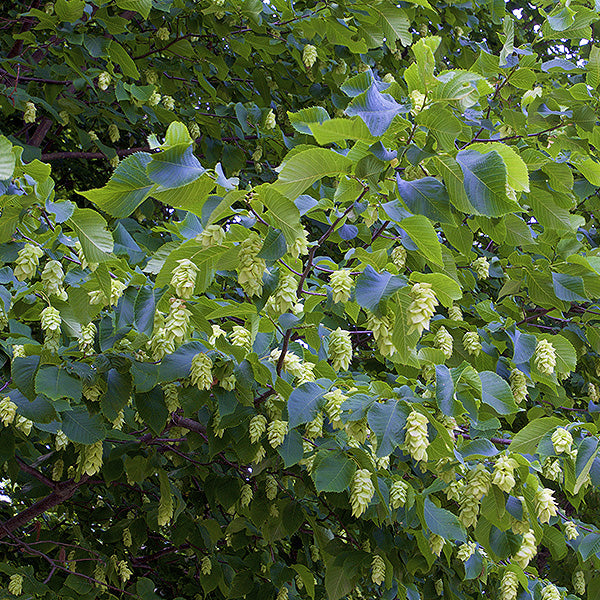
{"left": 423, "top": 497, "right": 466, "bottom": 541}
{"left": 273, "top": 148, "right": 353, "bottom": 200}
{"left": 312, "top": 449, "right": 356, "bottom": 493}
{"left": 354, "top": 265, "right": 407, "bottom": 313}
{"left": 78, "top": 153, "right": 154, "bottom": 218}
{"left": 62, "top": 406, "right": 106, "bottom": 444}
{"left": 400, "top": 215, "right": 443, "bottom": 266}
{"left": 67, "top": 208, "right": 114, "bottom": 263}
{"left": 509, "top": 416, "right": 563, "bottom": 455}
{"left": 288, "top": 382, "right": 325, "bottom": 428}
{"left": 367, "top": 399, "right": 409, "bottom": 456}
{"left": 345, "top": 84, "right": 407, "bottom": 136}
{"left": 479, "top": 371, "right": 518, "bottom": 415}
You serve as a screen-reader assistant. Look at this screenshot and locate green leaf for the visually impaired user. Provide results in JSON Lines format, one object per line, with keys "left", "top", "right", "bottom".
{"left": 108, "top": 40, "right": 140, "bottom": 79}
{"left": 400, "top": 215, "right": 443, "bottom": 266}
{"left": 396, "top": 175, "right": 453, "bottom": 224}
{"left": 469, "top": 143, "right": 529, "bottom": 192}
{"left": 78, "top": 153, "right": 154, "bottom": 218}
{"left": 288, "top": 107, "right": 330, "bottom": 135}
{"left": 574, "top": 437, "right": 598, "bottom": 494}
{"left": 55, "top": 0, "right": 85, "bottom": 22}
{"left": 577, "top": 158, "right": 600, "bottom": 186}
{"left": 12, "top": 356, "right": 40, "bottom": 400}
{"left": 417, "top": 108, "right": 462, "bottom": 152}
{"left": 367, "top": 399, "right": 409, "bottom": 456}
{"left": 257, "top": 229, "right": 287, "bottom": 261}
{"left": 509, "top": 416, "right": 563, "bottom": 455}
{"left": 391, "top": 288, "right": 420, "bottom": 367}
{"left": 67, "top": 208, "right": 114, "bottom": 263}
{"left": 345, "top": 83, "right": 406, "bottom": 136}
{"left": 274, "top": 148, "right": 353, "bottom": 200}
{"left": 0, "top": 136, "right": 15, "bottom": 180}
{"left": 423, "top": 497, "right": 466, "bottom": 542}
{"left": 455, "top": 150, "right": 519, "bottom": 217}
{"left": 147, "top": 144, "right": 205, "bottom": 189}
{"left": 116, "top": 0, "right": 152, "bottom": 18}
{"left": 135, "top": 387, "right": 169, "bottom": 434}
{"left": 587, "top": 45, "right": 600, "bottom": 88}
{"left": 552, "top": 272, "right": 587, "bottom": 302}
{"left": 354, "top": 265, "right": 407, "bottom": 314}
{"left": 479, "top": 371, "right": 518, "bottom": 415}
{"left": 579, "top": 533, "right": 600, "bottom": 561}
{"left": 288, "top": 382, "right": 325, "bottom": 428}
{"left": 34, "top": 366, "right": 82, "bottom": 402}
{"left": 292, "top": 564, "right": 315, "bottom": 600}
{"left": 62, "top": 406, "right": 106, "bottom": 444}
{"left": 312, "top": 449, "right": 357, "bottom": 493}
{"left": 310, "top": 117, "right": 375, "bottom": 145}
{"left": 256, "top": 186, "right": 303, "bottom": 243}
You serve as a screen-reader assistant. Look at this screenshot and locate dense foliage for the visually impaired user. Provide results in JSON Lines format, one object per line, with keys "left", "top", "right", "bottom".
{"left": 3, "top": 0, "right": 600, "bottom": 599}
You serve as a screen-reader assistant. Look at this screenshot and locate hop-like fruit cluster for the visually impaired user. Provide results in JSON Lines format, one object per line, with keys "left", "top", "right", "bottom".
{"left": 324, "top": 388, "right": 346, "bottom": 429}
{"left": 350, "top": 468, "right": 374, "bottom": 517}
{"left": 408, "top": 282, "right": 438, "bottom": 336}
{"left": 404, "top": 410, "right": 429, "bottom": 462}
{"left": 150, "top": 325, "right": 175, "bottom": 360}
{"left": 551, "top": 427, "right": 572, "bottom": 454}
{"left": 24, "top": 101, "right": 37, "bottom": 123}
{"left": 540, "top": 584, "right": 560, "bottom": 600}
{"left": 55, "top": 429, "right": 69, "bottom": 451}
{"left": 535, "top": 487, "right": 558, "bottom": 524}
{"left": 512, "top": 529, "right": 537, "bottom": 568}
{"left": 0, "top": 397, "right": 17, "bottom": 426}
{"left": 305, "top": 413, "right": 323, "bottom": 439}
{"left": 543, "top": 457, "right": 562, "bottom": 482}
{"left": 240, "top": 483, "right": 253, "bottom": 508}
{"left": 448, "top": 304, "right": 462, "bottom": 321}
{"left": 108, "top": 123, "right": 120, "bottom": 143}
{"left": 123, "top": 527, "right": 132, "bottom": 547}
{"left": 230, "top": 325, "right": 252, "bottom": 352}
{"left": 534, "top": 339, "right": 557, "bottom": 375}
{"left": 79, "top": 322, "right": 96, "bottom": 354}
{"left": 492, "top": 455, "right": 517, "bottom": 493}
{"left": 574, "top": 570, "right": 585, "bottom": 595}
{"left": 457, "top": 541, "right": 476, "bottom": 562}
{"left": 97, "top": 71, "right": 111, "bottom": 91}
{"left": 157, "top": 491, "right": 173, "bottom": 529}
{"left": 267, "top": 419, "right": 287, "bottom": 448}
{"left": 500, "top": 571, "right": 519, "bottom": 600}
{"left": 289, "top": 230, "right": 309, "bottom": 259}
{"left": 201, "top": 556, "right": 212, "bottom": 575}
{"left": 463, "top": 331, "right": 482, "bottom": 356}
{"left": 329, "top": 328, "right": 352, "bottom": 371}
{"left": 249, "top": 415, "right": 267, "bottom": 444}
{"left": 435, "top": 579, "right": 444, "bottom": 596}
{"left": 14, "top": 243, "right": 44, "bottom": 281}
{"left": 266, "top": 474, "right": 278, "bottom": 500}
{"left": 165, "top": 298, "right": 191, "bottom": 345}
{"left": 41, "top": 305, "right": 62, "bottom": 353}
{"left": 156, "top": 26, "right": 170, "bottom": 40}
{"left": 391, "top": 245, "right": 406, "bottom": 270}
{"left": 8, "top": 574, "right": 23, "bottom": 595}
{"left": 390, "top": 479, "right": 409, "bottom": 509}
{"left": 238, "top": 232, "right": 266, "bottom": 296}
{"left": 162, "top": 95, "right": 175, "bottom": 110}
{"left": 170, "top": 259, "right": 199, "bottom": 299}
{"left": 41, "top": 260, "right": 67, "bottom": 299}
{"left": 472, "top": 256, "right": 490, "bottom": 279}
{"left": 191, "top": 353, "right": 213, "bottom": 390}
{"left": 302, "top": 44, "right": 318, "bottom": 69}
{"left": 459, "top": 465, "right": 491, "bottom": 528}
{"left": 429, "top": 533, "right": 445, "bottom": 556}
{"left": 52, "top": 458, "right": 64, "bottom": 481}
{"left": 410, "top": 90, "right": 426, "bottom": 114}
{"left": 268, "top": 272, "right": 298, "bottom": 314}
{"left": 329, "top": 270, "right": 353, "bottom": 304}
{"left": 368, "top": 314, "right": 395, "bottom": 357}
{"left": 565, "top": 521, "right": 579, "bottom": 540}
{"left": 264, "top": 109, "right": 276, "bottom": 130}
{"left": 148, "top": 90, "right": 161, "bottom": 106}
{"left": 371, "top": 554, "right": 385, "bottom": 585}
{"left": 434, "top": 326, "right": 453, "bottom": 359}
{"left": 163, "top": 383, "right": 180, "bottom": 413}
{"left": 15, "top": 415, "right": 33, "bottom": 435}
{"left": 118, "top": 560, "right": 133, "bottom": 583}
{"left": 79, "top": 441, "right": 103, "bottom": 476}
{"left": 510, "top": 369, "right": 528, "bottom": 403}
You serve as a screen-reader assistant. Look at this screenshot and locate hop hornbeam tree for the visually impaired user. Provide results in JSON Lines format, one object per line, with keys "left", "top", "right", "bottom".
{"left": 3, "top": 0, "right": 600, "bottom": 599}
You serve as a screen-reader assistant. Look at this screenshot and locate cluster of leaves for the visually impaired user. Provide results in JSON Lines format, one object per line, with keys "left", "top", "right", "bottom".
{"left": 3, "top": 1, "right": 600, "bottom": 600}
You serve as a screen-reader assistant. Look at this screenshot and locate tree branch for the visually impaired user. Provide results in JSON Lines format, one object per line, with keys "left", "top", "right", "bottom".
{"left": 0, "top": 476, "right": 88, "bottom": 540}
